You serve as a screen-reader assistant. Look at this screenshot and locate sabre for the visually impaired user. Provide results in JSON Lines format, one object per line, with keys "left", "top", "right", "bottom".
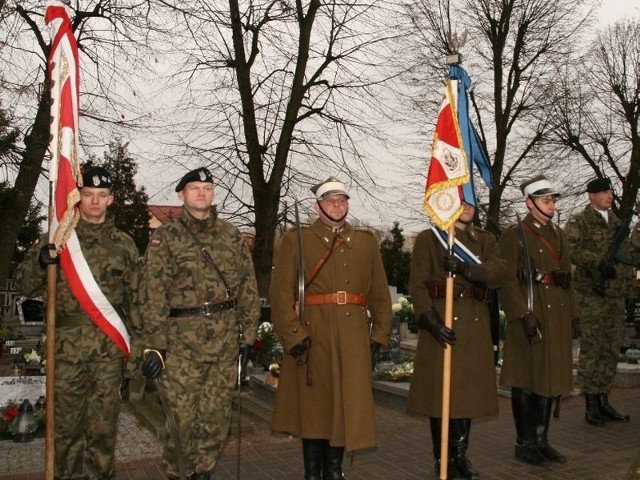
{"left": 153, "top": 378, "right": 187, "bottom": 480}
{"left": 294, "top": 201, "right": 312, "bottom": 385}
{"left": 515, "top": 212, "right": 541, "bottom": 342}
{"left": 294, "top": 201, "right": 305, "bottom": 326}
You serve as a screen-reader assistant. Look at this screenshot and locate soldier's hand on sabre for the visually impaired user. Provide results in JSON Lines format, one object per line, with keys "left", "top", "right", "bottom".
{"left": 418, "top": 308, "right": 456, "bottom": 348}
{"left": 519, "top": 312, "right": 542, "bottom": 344}
{"left": 289, "top": 336, "right": 312, "bottom": 358}
{"left": 38, "top": 243, "right": 59, "bottom": 270}
{"left": 141, "top": 348, "right": 166, "bottom": 379}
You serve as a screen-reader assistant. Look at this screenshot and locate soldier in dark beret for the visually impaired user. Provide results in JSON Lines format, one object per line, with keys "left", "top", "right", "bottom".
{"left": 565, "top": 177, "right": 640, "bottom": 428}
{"left": 14, "top": 164, "right": 139, "bottom": 479}
{"left": 270, "top": 176, "right": 392, "bottom": 480}
{"left": 137, "top": 167, "right": 260, "bottom": 480}
{"left": 499, "top": 174, "right": 578, "bottom": 468}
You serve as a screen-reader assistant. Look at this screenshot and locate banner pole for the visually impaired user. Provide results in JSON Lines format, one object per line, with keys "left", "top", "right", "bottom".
{"left": 439, "top": 224, "right": 456, "bottom": 480}
{"left": 45, "top": 189, "right": 56, "bottom": 480}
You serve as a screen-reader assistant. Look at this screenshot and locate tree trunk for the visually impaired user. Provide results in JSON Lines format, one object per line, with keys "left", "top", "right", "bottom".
{"left": 0, "top": 85, "right": 50, "bottom": 283}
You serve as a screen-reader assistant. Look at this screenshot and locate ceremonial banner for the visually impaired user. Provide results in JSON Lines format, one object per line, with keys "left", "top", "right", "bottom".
{"left": 46, "top": 0, "right": 130, "bottom": 355}
{"left": 424, "top": 64, "right": 492, "bottom": 230}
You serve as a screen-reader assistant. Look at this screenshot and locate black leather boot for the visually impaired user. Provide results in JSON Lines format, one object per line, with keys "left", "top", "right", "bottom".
{"left": 303, "top": 438, "right": 325, "bottom": 480}
{"left": 533, "top": 394, "right": 566, "bottom": 464}
{"left": 430, "top": 417, "right": 462, "bottom": 480}
{"left": 512, "top": 388, "right": 548, "bottom": 466}
{"left": 192, "top": 473, "right": 211, "bottom": 480}
{"left": 598, "top": 393, "right": 630, "bottom": 422}
{"left": 450, "top": 419, "right": 479, "bottom": 479}
{"left": 322, "top": 444, "right": 345, "bottom": 480}
{"left": 584, "top": 393, "right": 605, "bottom": 426}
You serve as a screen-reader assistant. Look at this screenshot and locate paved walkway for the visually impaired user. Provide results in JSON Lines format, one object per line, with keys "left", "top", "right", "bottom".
{"left": 0, "top": 386, "right": 639, "bottom": 479}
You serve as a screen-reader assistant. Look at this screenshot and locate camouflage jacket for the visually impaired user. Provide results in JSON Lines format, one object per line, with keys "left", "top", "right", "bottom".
{"left": 138, "top": 206, "right": 260, "bottom": 362}
{"left": 14, "top": 215, "right": 140, "bottom": 332}
{"left": 565, "top": 205, "right": 639, "bottom": 298}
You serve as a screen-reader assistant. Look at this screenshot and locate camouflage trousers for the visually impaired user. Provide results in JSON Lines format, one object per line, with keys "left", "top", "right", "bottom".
{"left": 54, "top": 328, "right": 123, "bottom": 480}
{"left": 160, "top": 354, "right": 237, "bottom": 477}
{"left": 577, "top": 294, "right": 625, "bottom": 394}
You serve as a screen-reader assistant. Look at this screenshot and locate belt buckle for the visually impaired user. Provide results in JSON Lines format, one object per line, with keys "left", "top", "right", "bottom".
{"left": 336, "top": 291, "right": 347, "bottom": 305}
{"left": 201, "top": 302, "right": 214, "bottom": 317}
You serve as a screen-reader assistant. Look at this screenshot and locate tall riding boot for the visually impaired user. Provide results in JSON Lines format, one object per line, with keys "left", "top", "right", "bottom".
{"left": 584, "top": 393, "right": 605, "bottom": 426}
{"left": 430, "top": 417, "right": 461, "bottom": 480}
{"left": 598, "top": 393, "right": 630, "bottom": 422}
{"left": 449, "top": 419, "right": 479, "bottom": 479}
{"left": 533, "top": 394, "right": 566, "bottom": 464}
{"left": 322, "top": 444, "right": 345, "bottom": 480}
{"left": 302, "top": 439, "right": 325, "bottom": 480}
{"left": 511, "top": 387, "right": 548, "bottom": 466}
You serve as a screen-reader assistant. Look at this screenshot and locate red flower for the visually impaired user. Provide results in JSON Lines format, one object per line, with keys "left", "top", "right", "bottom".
{"left": 3, "top": 406, "right": 18, "bottom": 422}
{"left": 253, "top": 339, "right": 263, "bottom": 351}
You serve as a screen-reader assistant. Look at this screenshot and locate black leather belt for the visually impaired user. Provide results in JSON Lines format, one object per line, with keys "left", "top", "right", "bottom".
{"left": 169, "top": 299, "right": 236, "bottom": 318}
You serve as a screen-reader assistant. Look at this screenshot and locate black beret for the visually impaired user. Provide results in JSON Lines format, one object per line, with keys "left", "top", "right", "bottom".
{"left": 175, "top": 168, "right": 214, "bottom": 192}
{"left": 586, "top": 177, "right": 612, "bottom": 193}
{"left": 81, "top": 166, "right": 111, "bottom": 189}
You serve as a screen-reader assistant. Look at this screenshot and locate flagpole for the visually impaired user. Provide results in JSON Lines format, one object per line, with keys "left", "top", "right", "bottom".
{"left": 439, "top": 224, "right": 456, "bottom": 480}
{"left": 45, "top": 201, "right": 57, "bottom": 480}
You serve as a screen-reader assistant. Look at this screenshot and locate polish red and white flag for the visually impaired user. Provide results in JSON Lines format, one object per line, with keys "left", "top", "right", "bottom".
{"left": 46, "top": 0, "right": 130, "bottom": 355}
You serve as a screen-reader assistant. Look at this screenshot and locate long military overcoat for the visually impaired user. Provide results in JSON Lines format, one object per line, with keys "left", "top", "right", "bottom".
{"left": 407, "top": 225, "right": 506, "bottom": 418}
{"left": 498, "top": 213, "right": 578, "bottom": 397}
{"left": 270, "top": 219, "right": 392, "bottom": 452}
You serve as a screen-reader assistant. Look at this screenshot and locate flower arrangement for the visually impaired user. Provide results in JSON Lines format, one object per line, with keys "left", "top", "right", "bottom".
{"left": 0, "top": 401, "right": 45, "bottom": 440}
{"left": 374, "top": 361, "right": 414, "bottom": 382}
{"left": 24, "top": 349, "right": 42, "bottom": 365}
{"left": 392, "top": 297, "right": 415, "bottom": 324}
{"left": 252, "top": 322, "right": 282, "bottom": 369}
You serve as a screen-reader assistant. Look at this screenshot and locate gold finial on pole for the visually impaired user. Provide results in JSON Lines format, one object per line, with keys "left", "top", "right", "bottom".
{"left": 446, "top": 29, "right": 468, "bottom": 64}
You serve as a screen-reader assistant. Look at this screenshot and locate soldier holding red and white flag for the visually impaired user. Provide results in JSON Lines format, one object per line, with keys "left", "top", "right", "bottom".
{"left": 13, "top": 2, "right": 140, "bottom": 478}
{"left": 407, "top": 58, "right": 505, "bottom": 480}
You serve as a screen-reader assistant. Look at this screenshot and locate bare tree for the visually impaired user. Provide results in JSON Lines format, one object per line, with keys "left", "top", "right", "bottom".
{"left": 401, "top": 0, "right": 594, "bottom": 233}
{"left": 0, "top": 0, "right": 166, "bottom": 282}
{"left": 548, "top": 19, "right": 640, "bottom": 221}
{"left": 152, "top": 0, "right": 406, "bottom": 295}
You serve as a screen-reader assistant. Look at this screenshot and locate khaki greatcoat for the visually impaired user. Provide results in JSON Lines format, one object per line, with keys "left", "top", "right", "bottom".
{"left": 407, "top": 225, "right": 506, "bottom": 418}
{"left": 270, "top": 219, "right": 392, "bottom": 452}
{"left": 498, "top": 213, "right": 577, "bottom": 397}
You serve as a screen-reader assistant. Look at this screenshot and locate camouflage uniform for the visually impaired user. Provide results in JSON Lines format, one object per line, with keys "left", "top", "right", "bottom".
{"left": 138, "top": 206, "right": 260, "bottom": 478}
{"left": 565, "top": 206, "right": 638, "bottom": 394}
{"left": 14, "top": 215, "right": 139, "bottom": 480}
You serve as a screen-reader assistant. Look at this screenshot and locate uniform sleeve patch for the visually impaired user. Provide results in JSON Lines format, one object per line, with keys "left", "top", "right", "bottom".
{"left": 150, "top": 239, "right": 161, "bottom": 247}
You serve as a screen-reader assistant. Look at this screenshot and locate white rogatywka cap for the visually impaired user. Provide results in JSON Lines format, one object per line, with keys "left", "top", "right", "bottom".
{"left": 311, "top": 177, "right": 350, "bottom": 200}
{"left": 521, "top": 176, "right": 560, "bottom": 198}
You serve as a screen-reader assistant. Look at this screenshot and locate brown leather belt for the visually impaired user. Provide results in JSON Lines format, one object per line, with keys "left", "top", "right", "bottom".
{"left": 427, "top": 283, "right": 493, "bottom": 303}
{"left": 517, "top": 269, "right": 571, "bottom": 288}
{"left": 304, "top": 291, "right": 367, "bottom": 306}
{"left": 169, "top": 299, "right": 236, "bottom": 318}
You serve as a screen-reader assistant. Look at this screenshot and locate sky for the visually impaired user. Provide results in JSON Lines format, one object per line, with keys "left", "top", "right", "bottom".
{"left": 598, "top": 0, "right": 639, "bottom": 23}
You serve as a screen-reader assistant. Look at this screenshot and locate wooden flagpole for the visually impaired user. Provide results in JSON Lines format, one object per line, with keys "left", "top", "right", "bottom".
{"left": 45, "top": 204, "right": 56, "bottom": 480}
{"left": 439, "top": 224, "right": 456, "bottom": 480}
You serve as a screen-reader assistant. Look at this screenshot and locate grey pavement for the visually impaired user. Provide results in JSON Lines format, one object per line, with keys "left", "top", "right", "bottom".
{"left": 0, "top": 385, "right": 639, "bottom": 479}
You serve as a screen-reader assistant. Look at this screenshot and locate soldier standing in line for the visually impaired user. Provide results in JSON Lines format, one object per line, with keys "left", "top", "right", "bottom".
{"left": 499, "top": 175, "right": 579, "bottom": 466}
{"left": 15, "top": 166, "right": 140, "bottom": 479}
{"left": 138, "top": 167, "right": 260, "bottom": 480}
{"left": 407, "top": 201, "right": 507, "bottom": 480}
{"left": 565, "top": 177, "right": 639, "bottom": 427}
{"left": 270, "top": 177, "right": 392, "bottom": 480}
